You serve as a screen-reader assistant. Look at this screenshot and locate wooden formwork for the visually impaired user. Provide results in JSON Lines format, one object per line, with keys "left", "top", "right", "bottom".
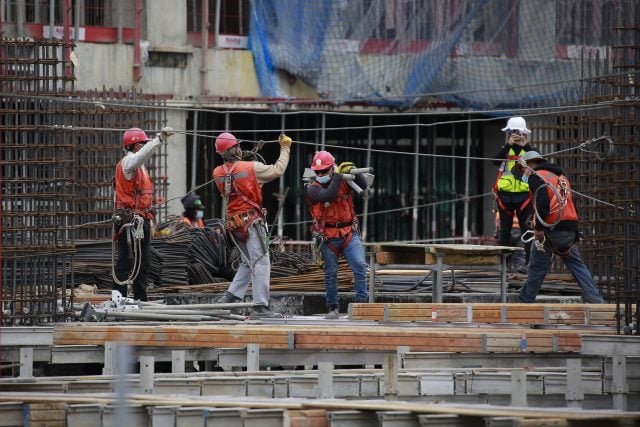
{"left": 349, "top": 303, "right": 619, "bottom": 326}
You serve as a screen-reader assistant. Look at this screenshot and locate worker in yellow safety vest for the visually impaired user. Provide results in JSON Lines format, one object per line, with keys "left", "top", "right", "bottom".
{"left": 492, "top": 117, "right": 536, "bottom": 273}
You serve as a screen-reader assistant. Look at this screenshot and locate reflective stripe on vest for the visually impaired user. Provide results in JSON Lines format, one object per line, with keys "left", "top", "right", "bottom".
{"left": 213, "top": 161, "right": 262, "bottom": 216}
{"left": 308, "top": 180, "right": 356, "bottom": 239}
{"left": 115, "top": 159, "right": 154, "bottom": 212}
{"left": 535, "top": 169, "right": 578, "bottom": 226}
{"left": 496, "top": 148, "right": 530, "bottom": 193}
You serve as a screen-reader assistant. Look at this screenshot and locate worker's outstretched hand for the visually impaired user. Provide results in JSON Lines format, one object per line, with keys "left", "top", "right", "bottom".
{"left": 159, "top": 127, "right": 174, "bottom": 142}
{"left": 337, "top": 162, "right": 355, "bottom": 174}
{"left": 278, "top": 134, "right": 293, "bottom": 148}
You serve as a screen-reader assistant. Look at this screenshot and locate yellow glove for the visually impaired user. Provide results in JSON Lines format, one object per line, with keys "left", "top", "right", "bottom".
{"left": 278, "top": 134, "right": 293, "bottom": 148}
{"left": 338, "top": 162, "right": 355, "bottom": 174}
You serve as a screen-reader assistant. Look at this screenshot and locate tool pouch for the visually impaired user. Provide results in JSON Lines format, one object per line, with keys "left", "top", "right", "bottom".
{"left": 226, "top": 209, "right": 264, "bottom": 242}
{"left": 112, "top": 208, "right": 134, "bottom": 230}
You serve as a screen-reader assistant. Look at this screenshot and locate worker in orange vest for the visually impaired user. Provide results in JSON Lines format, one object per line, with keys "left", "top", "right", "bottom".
{"left": 306, "top": 151, "right": 369, "bottom": 319}
{"left": 180, "top": 193, "right": 205, "bottom": 228}
{"left": 513, "top": 151, "right": 604, "bottom": 303}
{"left": 213, "top": 132, "right": 292, "bottom": 319}
{"left": 113, "top": 126, "right": 173, "bottom": 301}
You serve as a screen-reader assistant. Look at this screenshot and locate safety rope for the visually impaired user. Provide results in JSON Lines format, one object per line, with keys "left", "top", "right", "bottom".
{"left": 111, "top": 215, "right": 145, "bottom": 287}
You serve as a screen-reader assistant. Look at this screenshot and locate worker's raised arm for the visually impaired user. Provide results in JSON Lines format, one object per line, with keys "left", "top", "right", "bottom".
{"left": 254, "top": 134, "right": 292, "bottom": 183}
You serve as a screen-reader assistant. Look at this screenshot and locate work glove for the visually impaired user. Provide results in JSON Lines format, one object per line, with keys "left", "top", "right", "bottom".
{"left": 158, "top": 126, "right": 174, "bottom": 142}
{"left": 508, "top": 133, "right": 526, "bottom": 147}
{"left": 278, "top": 134, "right": 293, "bottom": 148}
{"left": 337, "top": 162, "right": 355, "bottom": 174}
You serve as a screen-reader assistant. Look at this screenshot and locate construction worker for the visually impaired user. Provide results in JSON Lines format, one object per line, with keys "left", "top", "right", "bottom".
{"left": 180, "top": 193, "right": 205, "bottom": 228}
{"left": 213, "top": 132, "right": 292, "bottom": 319}
{"left": 306, "top": 151, "right": 369, "bottom": 319}
{"left": 493, "top": 116, "right": 536, "bottom": 273}
{"left": 513, "top": 151, "right": 604, "bottom": 303}
{"left": 113, "top": 126, "right": 173, "bottom": 301}
{"left": 494, "top": 211, "right": 526, "bottom": 273}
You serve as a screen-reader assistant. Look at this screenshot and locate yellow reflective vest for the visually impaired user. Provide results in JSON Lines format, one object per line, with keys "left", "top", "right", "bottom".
{"left": 495, "top": 147, "right": 530, "bottom": 193}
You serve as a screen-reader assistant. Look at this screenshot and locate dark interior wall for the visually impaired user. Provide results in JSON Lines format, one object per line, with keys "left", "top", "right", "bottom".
{"left": 187, "top": 110, "right": 489, "bottom": 243}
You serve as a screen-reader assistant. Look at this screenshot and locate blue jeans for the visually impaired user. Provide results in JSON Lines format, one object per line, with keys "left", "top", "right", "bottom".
{"left": 518, "top": 230, "right": 604, "bottom": 303}
{"left": 320, "top": 233, "right": 368, "bottom": 308}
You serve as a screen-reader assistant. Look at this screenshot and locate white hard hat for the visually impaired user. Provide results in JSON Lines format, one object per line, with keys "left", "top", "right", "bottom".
{"left": 501, "top": 116, "right": 531, "bottom": 134}
{"left": 521, "top": 151, "right": 546, "bottom": 162}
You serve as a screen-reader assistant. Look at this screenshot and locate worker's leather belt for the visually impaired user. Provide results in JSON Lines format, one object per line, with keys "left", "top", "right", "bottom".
{"left": 324, "top": 220, "right": 353, "bottom": 228}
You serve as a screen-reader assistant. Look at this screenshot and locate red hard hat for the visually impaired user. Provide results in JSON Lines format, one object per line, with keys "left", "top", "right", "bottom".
{"left": 215, "top": 132, "right": 239, "bottom": 154}
{"left": 122, "top": 128, "right": 151, "bottom": 148}
{"left": 311, "top": 151, "right": 335, "bottom": 171}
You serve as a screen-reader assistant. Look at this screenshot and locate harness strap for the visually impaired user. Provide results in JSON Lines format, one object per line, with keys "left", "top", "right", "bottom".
{"left": 325, "top": 231, "right": 353, "bottom": 257}
{"left": 496, "top": 193, "right": 532, "bottom": 218}
{"left": 223, "top": 162, "right": 263, "bottom": 213}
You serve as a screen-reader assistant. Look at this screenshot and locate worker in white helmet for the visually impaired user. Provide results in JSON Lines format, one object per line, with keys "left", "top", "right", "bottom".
{"left": 492, "top": 116, "right": 536, "bottom": 273}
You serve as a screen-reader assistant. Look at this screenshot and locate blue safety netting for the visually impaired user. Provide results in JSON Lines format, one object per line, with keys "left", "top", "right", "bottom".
{"left": 249, "top": 0, "right": 610, "bottom": 110}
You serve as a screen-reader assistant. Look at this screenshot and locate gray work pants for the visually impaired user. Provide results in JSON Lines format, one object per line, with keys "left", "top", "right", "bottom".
{"left": 227, "top": 223, "right": 270, "bottom": 306}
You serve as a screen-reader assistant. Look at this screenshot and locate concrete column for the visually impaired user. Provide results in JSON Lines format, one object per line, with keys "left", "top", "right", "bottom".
{"left": 565, "top": 359, "right": 584, "bottom": 408}
{"left": 317, "top": 362, "right": 334, "bottom": 399}
{"left": 247, "top": 343, "right": 259, "bottom": 371}
{"left": 139, "top": 355, "right": 155, "bottom": 394}
{"left": 510, "top": 370, "right": 527, "bottom": 407}
{"left": 384, "top": 353, "right": 398, "bottom": 401}
{"left": 517, "top": 0, "right": 556, "bottom": 60}
{"left": 103, "top": 341, "right": 118, "bottom": 375}
{"left": 171, "top": 350, "right": 185, "bottom": 374}
{"left": 612, "top": 355, "right": 628, "bottom": 411}
{"left": 19, "top": 347, "right": 33, "bottom": 377}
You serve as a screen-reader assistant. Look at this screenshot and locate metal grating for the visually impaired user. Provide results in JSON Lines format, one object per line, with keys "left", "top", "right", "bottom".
{"left": 1, "top": 39, "right": 168, "bottom": 325}
{"left": 559, "top": 3, "right": 639, "bottom": 333}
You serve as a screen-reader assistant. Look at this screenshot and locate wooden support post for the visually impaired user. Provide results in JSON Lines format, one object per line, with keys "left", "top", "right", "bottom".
{"left": 139, "top": 355, "right": 155, "bottom": 394}
{"left": 510, "top": 370, "right": 527, "bottom": 407}
{"left": 171, "top": 350, "right": 185, "bottom": 374}
{"left": 433, "top": 254, "right": 444, "bottom": 303}
{"left": 384, "top": 353, "right": 398, "bottom": 401}
{"left": 19, "top": 347, "right": 33, "bottom": 378}
{"left": 565, "top": 358, "right": 583, "bottom": 408}
{"left": 103, "top": 341, "right": 117, "bottom": 376}
{"left": 612, "top": 355, "right": 628, "bottom": 411}
{"left": 500, "top": 251, "right": 508, "bottom": 303}
{"left": 368, "top": 251, "right": 376, "bottom": 303}
{"left": 247, "top": 343, "right": 260, "bottom": 372}
{"left": 317, "top": 362, "right": 334, "bottom": 399}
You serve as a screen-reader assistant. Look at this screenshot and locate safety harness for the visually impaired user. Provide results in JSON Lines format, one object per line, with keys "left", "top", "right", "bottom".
{"left": 311, "top": 188, "right": 359, "bottom": 257}
{"left": 520, "top": 168, "right": 578, "bottom": 257}
{"left": 493, "top": 153, "right": 532, "bottom": 217}
{"left": 220, "top": 162, "right": 269, "bottom": 270}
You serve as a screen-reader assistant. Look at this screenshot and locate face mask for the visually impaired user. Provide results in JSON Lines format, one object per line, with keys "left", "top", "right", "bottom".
{"left": 316, "top": 175, "right": 331, "bottom": 184}
{"left": 196, "top": 210, "right": 204, "bottom": 219}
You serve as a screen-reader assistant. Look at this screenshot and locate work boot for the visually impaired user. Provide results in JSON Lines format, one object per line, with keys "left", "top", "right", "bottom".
{"left": 217, "top": 291, "right": 242, "bottom": 304}
{"left": 249, "top": 305, "right": 282, "bottom": 319}
{"left": 325, "top": 305, "right": 339, "bottom": 320}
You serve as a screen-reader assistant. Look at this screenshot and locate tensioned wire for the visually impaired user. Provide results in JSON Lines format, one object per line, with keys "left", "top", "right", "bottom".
{"left": 5, "top": 94, "right": 626, "bottom": 225}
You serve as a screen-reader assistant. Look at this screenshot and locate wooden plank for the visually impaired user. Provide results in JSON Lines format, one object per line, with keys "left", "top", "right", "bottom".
{"left": 426, "top": 244, "right": 517, "bottom": 254}
{"left": 425, "top": 253, "right": 499, "bottom": 265}
{"left": 376, "top": 251, "right": 425, "bottom": 265}
{"left": 288, "top": 409, "right": 328, "bottom": 427}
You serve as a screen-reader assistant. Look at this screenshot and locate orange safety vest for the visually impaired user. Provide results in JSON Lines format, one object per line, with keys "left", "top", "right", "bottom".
{"left": 308, "top": 180, "right": 357, "bottom": 239}
{"left": 213, "top": 161, "right": 263, "bottom": 217}
{"left": 114, "top": 159, "right": 154, "bottom": 218}
{"left": 181, "top": 216, "right": 204, "bottom": 228}
{"left": 534, "top": 169, "right": 578, "bottom": 226}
